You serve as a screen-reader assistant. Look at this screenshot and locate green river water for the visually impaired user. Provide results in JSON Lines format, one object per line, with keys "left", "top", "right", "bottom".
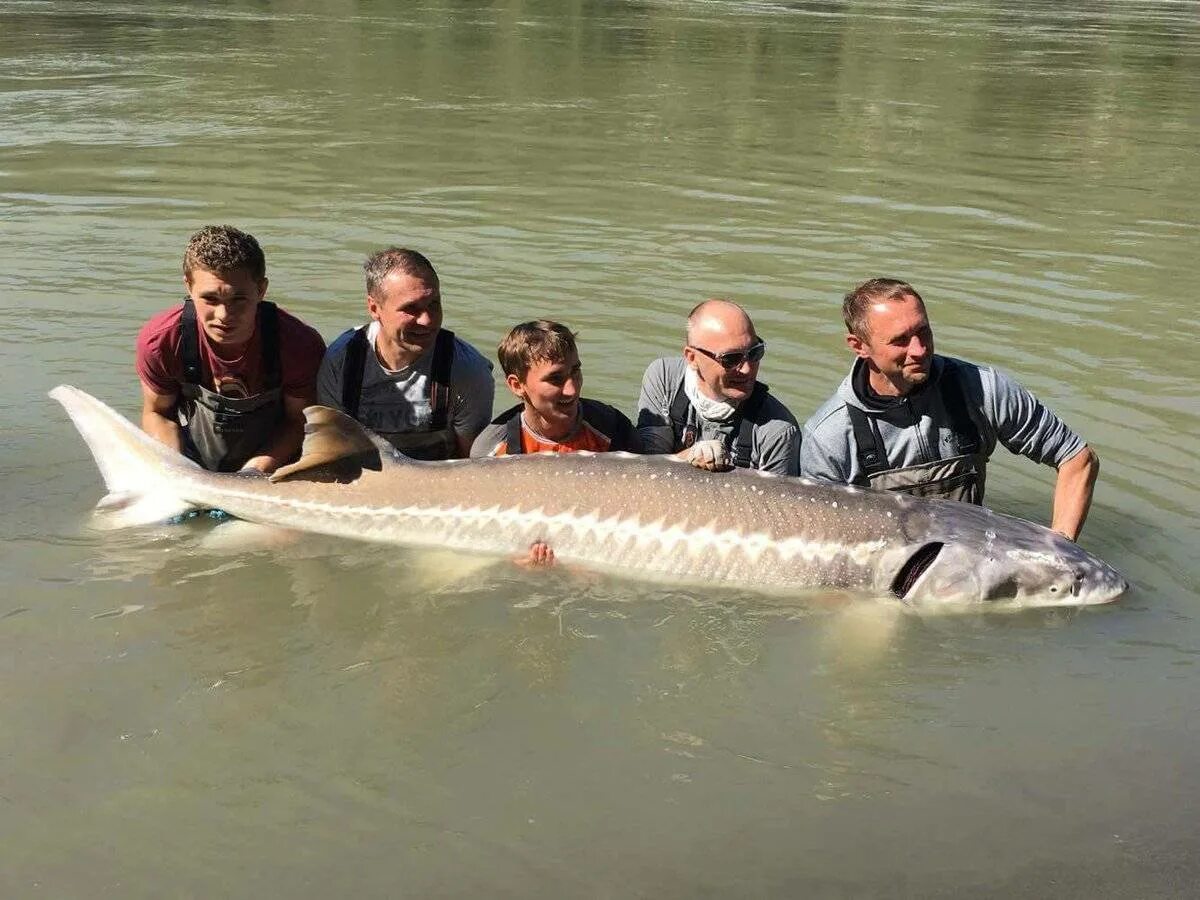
{"left": 2, "top": 1, "right": 1199, "bottom": 896}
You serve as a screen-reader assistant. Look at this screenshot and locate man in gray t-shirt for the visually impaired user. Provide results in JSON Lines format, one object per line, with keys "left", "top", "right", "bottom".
{"left": 317, "top": 248, "right": 493, "bottom": 460}
{"left": 636, "top": 299, "right": 800, "bottom": 476}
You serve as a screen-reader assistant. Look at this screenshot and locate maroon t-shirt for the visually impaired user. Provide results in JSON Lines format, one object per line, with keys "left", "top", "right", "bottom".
{"left": 136, "top": 303, "right": 326, "bottom": 400}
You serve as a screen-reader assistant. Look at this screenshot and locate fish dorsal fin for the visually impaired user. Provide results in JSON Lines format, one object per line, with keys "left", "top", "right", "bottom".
{"left": 270, "top": 406, "right": 384, "bottom": 483}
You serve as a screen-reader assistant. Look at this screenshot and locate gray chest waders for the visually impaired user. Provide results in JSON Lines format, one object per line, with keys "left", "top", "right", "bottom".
{"left": 177, "top": 299, "right": 284, "bottom": 473}
{"left": 339, "top": 327, "right": 457, "bottom": 461}
{"left": 848, "top": 372, "right": 986, "bottom": 504}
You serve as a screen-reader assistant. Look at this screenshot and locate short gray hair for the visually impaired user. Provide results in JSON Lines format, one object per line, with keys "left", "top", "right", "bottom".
{"left": 363, "top": 247, "right": 438, "bottom": 298}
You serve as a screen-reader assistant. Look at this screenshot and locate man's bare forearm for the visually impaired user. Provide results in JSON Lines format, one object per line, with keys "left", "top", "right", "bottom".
{"left": 1050, "top": 446, "right": 1099, "bottom": 541}
{"left": 141, "top": 408, "right": 184, "bottom": 455}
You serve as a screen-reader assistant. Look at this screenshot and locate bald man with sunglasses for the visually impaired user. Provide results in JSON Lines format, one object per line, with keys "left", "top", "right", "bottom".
{"left": 635, "top": 299, "right": 801, "bottom": 475}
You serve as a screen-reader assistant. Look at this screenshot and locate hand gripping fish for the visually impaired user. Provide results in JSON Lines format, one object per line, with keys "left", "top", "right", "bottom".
{"left": 51, "top": 385, "right": 1127, "bottom": 610}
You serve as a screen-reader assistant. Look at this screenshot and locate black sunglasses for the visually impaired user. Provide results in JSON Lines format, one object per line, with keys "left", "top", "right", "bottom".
{"left": 688, "top": 340, "right": 766, "bottom": 370}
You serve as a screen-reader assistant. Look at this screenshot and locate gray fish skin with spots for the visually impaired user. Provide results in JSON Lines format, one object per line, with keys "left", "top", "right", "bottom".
{"left": 51, "top": 385, "right": 1127, "bottom": 610}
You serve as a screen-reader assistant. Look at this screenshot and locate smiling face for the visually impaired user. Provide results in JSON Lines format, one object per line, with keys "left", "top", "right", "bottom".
{"left": 683, "top": 303, "right": 761, "bottom": 404}
{"left": 367, "top": 270, "right": 443, "bottom": 368}
{"left": 847, "top": 293, "right": 934, "bottom": 396}
{"left": 508, "top": 350, "right": 582, "bottom": 441}
{"left": 185, "top": 266, "right": 268, "bottom": 354}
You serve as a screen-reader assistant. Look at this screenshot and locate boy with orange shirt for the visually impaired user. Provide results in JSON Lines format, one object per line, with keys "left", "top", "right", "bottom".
{"left": 470, "top": 320, "right": 639, "bottom": 458}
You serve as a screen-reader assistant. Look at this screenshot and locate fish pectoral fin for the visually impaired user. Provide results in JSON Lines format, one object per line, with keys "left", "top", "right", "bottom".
{"left": 270, "top": 406, "right": 383, "bottom": 483}
{"left": 272, "top": 451, "right": 381, "bottom": 484}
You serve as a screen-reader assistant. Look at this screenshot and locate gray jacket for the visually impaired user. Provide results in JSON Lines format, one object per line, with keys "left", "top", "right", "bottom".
{"left": 636, "top": 356, "right": 801, "bottom": 476}
{"left": 800, "top": 355, "right": 1086, "bottom": 485}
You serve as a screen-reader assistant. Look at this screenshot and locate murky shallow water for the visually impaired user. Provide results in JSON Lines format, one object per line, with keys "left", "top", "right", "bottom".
{"left": 2, "top": 1, "right": 1199, "bottom": 895}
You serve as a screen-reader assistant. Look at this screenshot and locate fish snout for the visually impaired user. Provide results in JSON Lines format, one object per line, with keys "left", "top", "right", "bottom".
{"left": 1077, "top": 559, "right": 1129, "bottom": 605}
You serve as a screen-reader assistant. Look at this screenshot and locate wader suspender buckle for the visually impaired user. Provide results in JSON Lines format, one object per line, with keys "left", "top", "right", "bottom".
{"left": 671, "top": 379, "right": 768, "bottom": 467}
{"left": 428, "top": 329, "right": 455, "bottom": 433}
{"left": 668, "top": 382, "right": 697, "bottom": 450}
{"left": 848, "top": 405, "right": 888, "bottom": 483}
{"left": 848, "top": 366, "right": 982, "bottom": 482}
{"left": 940, "top": 368, "right": 981, "bottom": 455}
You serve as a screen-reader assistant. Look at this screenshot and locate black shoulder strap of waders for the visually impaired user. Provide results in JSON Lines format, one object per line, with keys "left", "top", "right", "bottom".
{"left": 580, "top": 399, "right": 617, "bottom": 436}
{"left": 668, "top": 380, "right": 696, "bottom": 450}
{"left": 257, "top": 301, "right": 281, "bottom": 391}
{"left": 731, "top": 382, "right": 770, "bottom": 469}
{"left": 428, "top": 329, "right": 455, "bottom": 432}
{"left": 179, "top": 298, "right": 203, "bottom": 386}
{"left": 848, "top": 403, "right": 888, "bottom": 483}
{"left": 340, "top": 326, "right": 370, "bottom": 419}
{"left": 939, "top": 365, "right": 981, "bottom": 455}
{"left": 505, "top": 408, "right": 525, "bottom": 455}
{"left": 579, "top": 399, "right": 628, "bottom": 451}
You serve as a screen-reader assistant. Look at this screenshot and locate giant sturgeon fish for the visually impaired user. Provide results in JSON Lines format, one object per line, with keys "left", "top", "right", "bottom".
{"left": 51, "top": 385, "right": 1127, "bottom": 609}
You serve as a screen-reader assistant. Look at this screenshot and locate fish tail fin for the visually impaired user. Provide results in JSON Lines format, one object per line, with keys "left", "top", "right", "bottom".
{"left": 50, "top": 384, "right": 200, "bottom": 526}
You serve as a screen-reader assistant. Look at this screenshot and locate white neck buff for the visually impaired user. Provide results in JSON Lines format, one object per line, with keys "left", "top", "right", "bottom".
{"left": 684, "top": 364, "right": 739, "bottom": 422}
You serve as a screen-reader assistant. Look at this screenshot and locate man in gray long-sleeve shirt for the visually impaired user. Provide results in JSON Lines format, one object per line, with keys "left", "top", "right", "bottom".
{"left": 800, "top": 278, "right": 1099, "bottom": 540}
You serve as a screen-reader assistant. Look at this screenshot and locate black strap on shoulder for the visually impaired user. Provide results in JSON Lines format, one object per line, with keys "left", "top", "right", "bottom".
{"left": 940, "top": 366, "right": 981, "bottom": 454}
{"left": 579, "top": 399, "right": 619, "bottom": 441}
{"left": 178, "top": 299, "right": 280, "bottom": 391}
{"left": 179, "top": 298, "right": 202, "bottom": 386}
{"left": 669, "top": 378, "right": 769, "bottom": 466}
{"left": 257, "top": 301, "right": 281, "bottom": 390}
{"left": 340, "top": 327, "right": 370, "bottom": 419}
{"left": 505, "top": 409, "right": 524, "bottom": 455}
{"left": 341, "top": 327, "right": 456, "bottom": 427}
{"left": 848, "top": 366, "right": 982, "bottom": 482}
{"left": 428, "top": 329, "right": 455, "bottom": 432}
{"left": 848, "top": 404, "right": 889, "bottom": 482}
{"left": 668, "top": 380, "right": 697, "bottom": 450}
{"left": 731, "top": 382, "right": 769, "bottom": 469}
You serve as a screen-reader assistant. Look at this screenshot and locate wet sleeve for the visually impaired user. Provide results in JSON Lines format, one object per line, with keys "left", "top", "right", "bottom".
{"left": 134, "top": 315, "right": 181, "bottom": 396}
{"left": 986, "top": 368, "right": 1086, "bottom": 467}
{"left": 755, "top": 421, "right": 801, "bottom": 476}
{"left": 451, "top": 349, "right": 496, "bottom": 445}
{"left": 635, "top": 359, "right": 677, "bottom": 454}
